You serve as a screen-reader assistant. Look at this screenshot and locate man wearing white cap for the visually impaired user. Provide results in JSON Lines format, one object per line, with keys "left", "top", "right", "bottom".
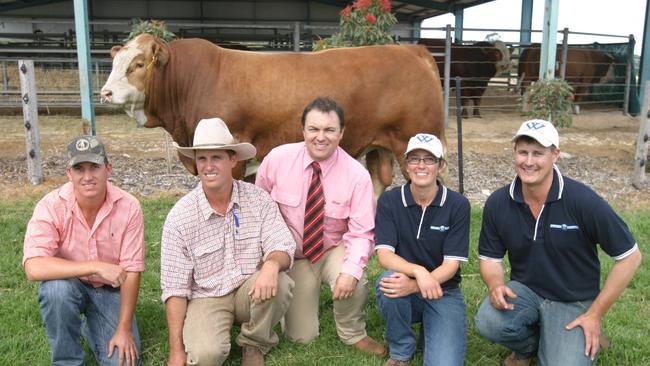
{"left": 160, "top": 118, "right": 296, "bottom": 366}
{"left": 23, "top": 135, "right": 144, "bottom": 366}
{"left": 475, "top": 119, "right": 642, "bottom": 366}
{"left": 374, "top": 133, "right": 470, "bottom": 366}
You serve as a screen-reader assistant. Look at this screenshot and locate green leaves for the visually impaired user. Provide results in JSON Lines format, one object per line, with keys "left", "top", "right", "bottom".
{"left": 314, "top": 0, "right": 397, "bottom": 51}
{"left": 125, "top": 20, "right": 176, "bottom": 43}
{"left": 526, "top": 79, "right": 575, "bottom": 128}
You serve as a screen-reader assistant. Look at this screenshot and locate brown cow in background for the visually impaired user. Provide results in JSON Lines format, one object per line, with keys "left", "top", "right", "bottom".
{"left": 100, "top": 34, "right": 445, "bottom": 196}
{"left": 518, "top": 46, "right": 616, "bottom": 111}
{"left": 418, "top": 39, "right": 511, "bottom": 118}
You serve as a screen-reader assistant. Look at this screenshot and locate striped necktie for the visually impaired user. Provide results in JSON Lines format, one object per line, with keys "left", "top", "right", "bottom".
{"left": 303, "top": 161, "right": 325, "bottom": 263}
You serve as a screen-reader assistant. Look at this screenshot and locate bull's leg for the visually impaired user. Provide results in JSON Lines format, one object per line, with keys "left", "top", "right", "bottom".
{"left": 473, "top": 98, "right": 483, "bottom": 118}
{"left": 366, "top": 148, "right": 394, "bottom": 199}
{"left": 521, "top": 90, "right": 530, "bottom": 114}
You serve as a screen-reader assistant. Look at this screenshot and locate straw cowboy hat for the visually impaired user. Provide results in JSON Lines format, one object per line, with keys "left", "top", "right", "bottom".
{"left": 173, "top": 118, "right": 256, "bottom": 161}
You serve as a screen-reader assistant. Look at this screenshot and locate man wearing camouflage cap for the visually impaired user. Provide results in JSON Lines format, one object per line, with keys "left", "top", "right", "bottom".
{"left": 23, "top": 135, "right": 144, "bottom": 366}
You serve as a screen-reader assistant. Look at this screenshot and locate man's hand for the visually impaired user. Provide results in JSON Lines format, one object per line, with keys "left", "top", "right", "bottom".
{"left": 489, "top": 284, "right": 517, "bottom": 310}
{"left": 412, "top": 267, "right": 443, "bottom": 299}
{"left": 95, "top": 262, "right": 127, "bottom": 288}
{"left": 248, "top": 260, "right": 280, "bottom": 304}
{"left": 565, "top": 312, "right": 602, "bottom": 361}
{"left": 332, "top": 273, "right": 358, "bottom": 300}
{"left": 379, "top": 272, "right": 418, "bottom": 298}
{"left": 107, "top": 327, "right": 139, "bottom": 366}
{"left": 167, "top": 348, "right": 187, "bottom": 366}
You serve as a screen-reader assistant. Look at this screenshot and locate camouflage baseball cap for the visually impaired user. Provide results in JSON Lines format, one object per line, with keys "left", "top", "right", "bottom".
{"left": 66, "top": 135, "right": 108, "bottom": 167}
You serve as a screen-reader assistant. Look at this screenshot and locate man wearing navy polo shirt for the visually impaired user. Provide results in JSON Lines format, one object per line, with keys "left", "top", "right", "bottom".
{"left": 475, "top": 119, "right": 642, "bottom": 366}
{"left": 375, "top": 133, "right": 470, "bottom": 366}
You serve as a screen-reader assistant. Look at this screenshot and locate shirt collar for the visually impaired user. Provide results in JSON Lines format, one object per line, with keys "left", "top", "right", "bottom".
{"left": 400, "top": 181, "right": 447, "bottom": 208}
{"left": 58, "top": 181, "right": 122, "bottom": 210}
{"left": 509, "top": 164, "right": 564, "bottom": 203}
{"left": 198, "top": 180, "right": 240, "bottom": 221}
{"left": 301, "top": 143, "right": 340, "bottom": 176}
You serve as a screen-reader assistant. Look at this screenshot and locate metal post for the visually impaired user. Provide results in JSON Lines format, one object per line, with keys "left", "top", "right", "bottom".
{"left": 18, "top": 60, "right": 43, "bottom": 185}
{"left": 444, "top": 24, "right": 452, "bottom": 128}
{"left": 293, "top": 21, "right": 300, "bottom": 52}
{"left": 455, "top": 77, "right": 464, "bottom": 195}
{"left": 560, "top": 28, "right": 569, "bottom": 80}
{"left": 73, "top": 0, "right": 96, "bottom": 135}
{"left": 2, "top": 61, "right": 8, "bottom": 92}
{"left": 539, "top": 0, "right": 560, "bottom": 80}
{"left": 632, "top": 81, "right": 650, "bottom": 189}
{"left": 623, "top": 34, "right": 634, "bottom": 115}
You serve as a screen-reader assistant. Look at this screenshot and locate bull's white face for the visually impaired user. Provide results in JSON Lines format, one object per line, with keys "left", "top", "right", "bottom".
{"left": 494, "top": 41, "right": 511, "bottom": 73}
{"left": 101, "top": 44, "right": 148, "bottom": 127}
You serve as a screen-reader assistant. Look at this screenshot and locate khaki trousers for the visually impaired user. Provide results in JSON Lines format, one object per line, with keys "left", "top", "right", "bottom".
{"left": 183, "top": 271, "right": 294, "bottom": 366}
{"left": 284, "top": 244, "right": 369, "bottom": 345}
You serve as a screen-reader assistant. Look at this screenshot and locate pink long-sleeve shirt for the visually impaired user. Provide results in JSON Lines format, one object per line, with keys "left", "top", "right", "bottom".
{"left": 256, "top": 142, "right": 375, "bottom": 280}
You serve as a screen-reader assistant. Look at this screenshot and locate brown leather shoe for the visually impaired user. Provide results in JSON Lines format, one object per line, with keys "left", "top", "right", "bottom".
{"left": 241, "top": 346, "right": 265, "bottom": 366}
{"left": 383, "top": 358, "right": 409, "bottom": 366}
{"left": 351, "top": 335, "right": 387, "bottom": 356}
{"left": 502, "top": 352, "right": 531, "bottom": 366}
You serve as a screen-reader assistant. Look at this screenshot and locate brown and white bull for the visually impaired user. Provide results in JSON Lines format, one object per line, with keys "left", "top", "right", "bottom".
{"left": 100, "top": 34, "right": 445, "bottom": 196}
{"left": 518, "top": 46, "right": 616, "bottom": 112}
{"left": 418, "top": 39, "right": 511, "bottom": 118}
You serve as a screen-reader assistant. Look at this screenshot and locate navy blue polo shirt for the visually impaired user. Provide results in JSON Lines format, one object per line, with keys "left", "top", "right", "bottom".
{"left": 479, "top": 165, "right": 638, "bottom": 301}
{"left": 375, "top": 181, "right": 470, "bottom": 290}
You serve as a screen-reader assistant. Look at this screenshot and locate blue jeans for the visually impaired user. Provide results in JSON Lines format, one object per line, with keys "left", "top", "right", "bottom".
{"left": 376, "top": 271, "right": 467, "bottom": 366}
{"left": 38, "top": 278, "right": 141, "bottom": 366}
{"left": 475, "top": 280, "right": 595, "bottom": 366}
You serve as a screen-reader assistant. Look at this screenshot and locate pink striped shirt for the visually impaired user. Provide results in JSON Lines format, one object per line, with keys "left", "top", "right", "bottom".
{"left": 256, "top": 142, "right": 376, "bottom": 280}
{"left": 160, "top": 180, "right": 295, "bottom": 302}
{"left": 23, "top": 182, "right": 145, "bottom": 287}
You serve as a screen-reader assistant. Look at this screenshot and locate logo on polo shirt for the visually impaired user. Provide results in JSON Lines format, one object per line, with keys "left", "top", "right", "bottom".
{"left": 549, "top": 224, "right": 579, "bottom": 231}
{"left": 430, "top": 225, "right": 449, "bottom": 232}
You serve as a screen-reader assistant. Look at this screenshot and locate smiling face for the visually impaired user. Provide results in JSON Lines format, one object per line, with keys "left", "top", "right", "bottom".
{"left": 195, "top": 149, "right": 237, "bottom": 194}
{"left": 302, "top": 109, "right": 344, "bottom": 162}
{"left": 406, "top": 149, "right": 442, "bottom": 190}
{"left": 66, "top": 162, "right": 112, "bottom": 202}
{"left": 513, "top": 139, "right": 560, "bottom": 188}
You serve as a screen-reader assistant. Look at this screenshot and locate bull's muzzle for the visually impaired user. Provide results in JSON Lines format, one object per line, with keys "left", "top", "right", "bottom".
{"left": 100, "top": 89, "right": 112, "bottom": 104}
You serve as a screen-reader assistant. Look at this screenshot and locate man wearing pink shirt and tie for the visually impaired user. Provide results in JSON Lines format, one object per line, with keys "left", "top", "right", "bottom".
{"left": 256, "top": 96, "right": 385, "bottom": 356}
{"left": 23, "top": 135, "right": 144, "bottom": 366}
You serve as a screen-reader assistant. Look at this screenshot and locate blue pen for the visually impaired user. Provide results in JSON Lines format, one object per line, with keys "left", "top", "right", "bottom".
{"left": 233, "top": 211, "right": 240, "bottom": 234}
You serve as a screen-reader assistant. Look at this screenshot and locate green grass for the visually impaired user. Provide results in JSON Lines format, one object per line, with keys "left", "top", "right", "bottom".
{"left": 1, "top": 197, "right": 648, "bottom": 365}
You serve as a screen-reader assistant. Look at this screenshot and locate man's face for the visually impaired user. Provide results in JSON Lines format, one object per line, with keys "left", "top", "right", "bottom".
{"left": 66, "top": 162, "right": 112, "bottom": 201}
{"left": 405, "top": 150, "right": 442, "bottom": 189}
{"left": 195, "top": 149, "right": 237, "bottom": 192}
{"left": 513, "top": 139, "right": 559, "bottom": 188}
{"left": 302, "top": 109, "right": 344, "bottom": 162}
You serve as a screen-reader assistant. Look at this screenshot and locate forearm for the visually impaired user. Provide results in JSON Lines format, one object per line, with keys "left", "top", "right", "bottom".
{"left": 265, "top": 251, "right": 290, "bottom": 272}
{"left": 165, "top": 296, "right": 188, "bottom": 352}
{"left": 117, "top": 272, "right": 141, "bottom": 332}
{"left": 586, "top": 250, "right": 642, "bottom": 320}
{"left": 479, "top": 259, "right": 506, "bottom": 291}
{"left": 376, "top": 249, "right": 425, "bottom": 277}
{"left": 24, "top": 256, "right": 99, "bottom": 281}
{"left": 430, "top": 260, "right": 461, "bottom": 284}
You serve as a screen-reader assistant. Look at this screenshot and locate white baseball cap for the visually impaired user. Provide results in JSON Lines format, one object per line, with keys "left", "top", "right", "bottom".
{"left": 404, "top": 133, "right": 444, "bottom": 158}
{"left": 513, "top": 119, "right": 560, "bottom": 148}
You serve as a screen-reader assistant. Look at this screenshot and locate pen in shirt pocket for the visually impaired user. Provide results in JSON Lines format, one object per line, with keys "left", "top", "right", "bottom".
{"left": 233, "top": 211, "right": 240, "bottom": 234}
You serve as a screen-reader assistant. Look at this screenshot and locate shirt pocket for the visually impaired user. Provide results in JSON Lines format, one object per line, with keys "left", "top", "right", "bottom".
{"left": 234, "top": 230, "right": 263, "bottom": 275}
{"left": 270, "top": 188, "right": 301, "bottom": 208}
{"left": 324, "top": 202, "right": 350, "bottom": 236}
{"left": 191, "top": 242, "right": 225, "bottom": 282}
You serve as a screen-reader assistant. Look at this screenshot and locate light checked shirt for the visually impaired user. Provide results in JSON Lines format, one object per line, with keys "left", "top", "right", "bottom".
{"left": 160, "top": 180, "right": 295, "bottom": 302}
{"left": 256, "top": 142, "right": 375, "bottom": 280}
{"left": 23, "top": 182, "right": 145, "bottom": 287}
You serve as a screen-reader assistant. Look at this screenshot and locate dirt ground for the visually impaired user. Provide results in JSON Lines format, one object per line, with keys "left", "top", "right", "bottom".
{"left": 0, "top": 107, "right": 648, "bottom": 209}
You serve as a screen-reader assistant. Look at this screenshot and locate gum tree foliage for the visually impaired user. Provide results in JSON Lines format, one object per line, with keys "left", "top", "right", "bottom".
{"left": 527, "top": 79, "right": 575, "bottom": 128}
{"left": 125, "top": 20, "right": 176, "bottom": 43}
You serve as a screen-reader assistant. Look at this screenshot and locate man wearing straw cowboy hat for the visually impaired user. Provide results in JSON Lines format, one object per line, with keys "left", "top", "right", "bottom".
{"left": 160, "top": 118, "right": 296, "bottom": 366}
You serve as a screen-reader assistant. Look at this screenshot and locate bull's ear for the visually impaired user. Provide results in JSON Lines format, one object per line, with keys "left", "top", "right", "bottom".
{"left": 110, "top": 45, "right": 122, "bottom": 58}
{"left": 151, "top": 42, "right": 170, "bottom": 66}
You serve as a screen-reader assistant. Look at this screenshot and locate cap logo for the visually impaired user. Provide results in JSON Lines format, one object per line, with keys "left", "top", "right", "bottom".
{"left": 417, "top": 134, "right": 434, "bottom": 143}
{"left": 525, "top": 121, "right": 546, "bottom": 131}
{"left": 75, "top": 138, "right": 90, "bottom": 151}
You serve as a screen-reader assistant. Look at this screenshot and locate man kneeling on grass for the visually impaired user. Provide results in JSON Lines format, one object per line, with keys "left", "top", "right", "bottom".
{"left": 23, "top": 135, "right": 144, "bottom": 366}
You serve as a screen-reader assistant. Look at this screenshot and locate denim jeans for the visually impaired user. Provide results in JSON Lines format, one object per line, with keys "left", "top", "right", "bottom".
{"left": 475, "top": 280, "right": 595, "bottom": 366}
{"left": 375, "top": 271, "right": 467, "bottom": 366}
{"left": 38, "top": 278, "right": 141, "bottom": 366}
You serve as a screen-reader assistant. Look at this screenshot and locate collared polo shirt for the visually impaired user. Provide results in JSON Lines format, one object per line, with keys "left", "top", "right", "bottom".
{"left": 160, "top": 180, "right": 295, "bottom": 302}
{"left": 23, "top": 181, "right": 145, "bottom": 287}
{"left": 479, "top": 165, "right": 638, "bottom": 301}
{"left": 375, "top": 181, "right": 470, "bottom": 290}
